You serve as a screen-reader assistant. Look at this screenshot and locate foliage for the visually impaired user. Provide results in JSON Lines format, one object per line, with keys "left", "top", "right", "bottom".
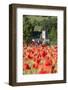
{"left": 23, "top": 15, "right": 57, "bottom": 45}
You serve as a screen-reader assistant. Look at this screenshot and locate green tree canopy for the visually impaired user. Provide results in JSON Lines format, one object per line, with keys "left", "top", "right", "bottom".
{"left": 23, "top": 15, "right": 57, "bottom": 45}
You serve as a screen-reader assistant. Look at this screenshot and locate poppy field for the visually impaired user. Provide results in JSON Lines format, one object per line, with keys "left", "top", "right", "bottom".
{"left": 23, "top": 44, "right": 57, "bottom": 74}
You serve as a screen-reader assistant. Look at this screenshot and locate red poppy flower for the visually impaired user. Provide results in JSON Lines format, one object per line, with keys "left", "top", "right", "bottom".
{"left": 33, "top": 63, "right": 39, "bottom": 69}
{"left": 42, "top": 51, "right": 47, "bottom": 57}
{"left": 39, "top": 70, "right": 48, "bottom": 74}
{"left": 24, "top": 64, "right": 30, "bottom": 70}
{"left": 45, "top": 59, "right": 52, "bottom": 66}
{"left": 28, "top": 53, "right": 33, "bottom": 59}
{"left": 37, "top": 58, "right": 40, "bottom": 64}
